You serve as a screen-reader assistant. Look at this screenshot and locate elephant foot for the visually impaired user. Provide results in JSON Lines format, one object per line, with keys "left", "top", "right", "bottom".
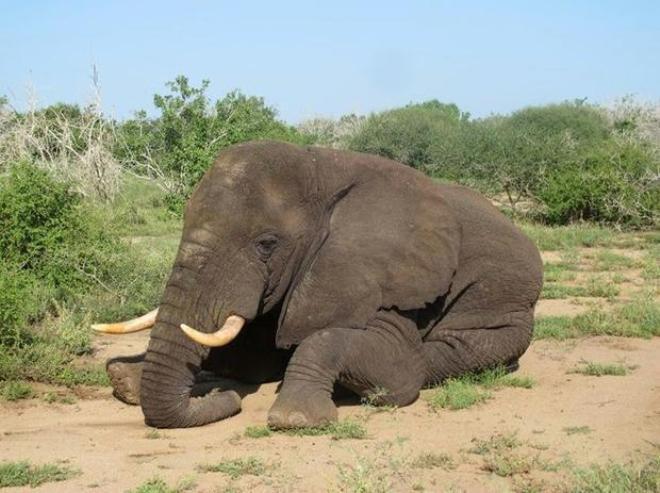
{"left": 107, "top": 357, "right": 143, "bottom": 406}
{"left": 267, "top": 387, "right": 337, "bottom": 429}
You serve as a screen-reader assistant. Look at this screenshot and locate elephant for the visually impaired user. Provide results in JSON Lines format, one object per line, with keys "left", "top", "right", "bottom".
{"left": 94, "top": 140, "right": 543, "bottom": 429}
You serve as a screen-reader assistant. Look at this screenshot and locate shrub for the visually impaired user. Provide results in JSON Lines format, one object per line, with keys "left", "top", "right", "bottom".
{"left": 0, "top": 381, "right": 33, "bottom": 401}
{"left": 0, "top": 163, "right": 131, "bottom": 301}
{"left": 538, "top": 138, "right": 659, "bottom": 226}
{"left": 348, "top": 100, "right": 467, "bottom": 170}
{"left": 421, "top": 99, "right": 658, "bottom": 227}
{"left": 0, "top": 264, "right": 47, "bottom": 346}
{"left": 0, "top": 162, "right": 170, "bottom": 385}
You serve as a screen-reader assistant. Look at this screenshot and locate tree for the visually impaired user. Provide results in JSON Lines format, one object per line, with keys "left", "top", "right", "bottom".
{"left": 348, "top": 100, "right": 467, "bottom": 170}
{"left": 115, "top": 76, "right": 305, "bottom": 211}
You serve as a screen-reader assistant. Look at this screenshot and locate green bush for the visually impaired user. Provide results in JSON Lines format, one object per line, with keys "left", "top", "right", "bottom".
{"left": 436, "top": 102, "right": 611, "bottom": 208}
{"left": 0, "top": 264, "right": 51, "bottom": 347}
{"left": 0, "top": 162, "right": 133, "bottom": 300}
{"left": 505, "top": 100, "right": 609, "bottom": 144}
{"left": 0, "top": 163, "right": 171, "bottom": 385}
{"left": 348, "top": 100, "right": 467, "bottom": 170}
{"left": 538, "top": 139, "right": 659, "bottom": 226}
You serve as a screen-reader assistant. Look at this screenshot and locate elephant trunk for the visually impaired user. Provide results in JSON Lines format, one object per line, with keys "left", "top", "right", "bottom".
{"left": 139, "top": 284, "right": 241, "bottom": 428}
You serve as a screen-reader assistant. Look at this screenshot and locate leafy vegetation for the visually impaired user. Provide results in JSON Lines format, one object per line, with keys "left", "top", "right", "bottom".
{"left": 0, "top": 460, "right": 79, "bottom": 488}
{"left": 116, "top": 76, "right": 306, "bottom": 212}
{"left": 0, "top": 380, "right": 33, "bottom": 401}
{"left": 1, "top": 76, "right": 657, "bottom": 395}
{"left": 345, "top": 100, "right": 658, "bottom": 226}
{"left": 347, "top": 100, "right": 467, "bottom": 170}
{"left": 0, "top": 165, "right": 172, "bottom": 388}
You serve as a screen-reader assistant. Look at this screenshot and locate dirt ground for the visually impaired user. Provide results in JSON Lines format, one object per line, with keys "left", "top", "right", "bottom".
{"left": 2, "top": 248, "right": 659, "bottom": 492}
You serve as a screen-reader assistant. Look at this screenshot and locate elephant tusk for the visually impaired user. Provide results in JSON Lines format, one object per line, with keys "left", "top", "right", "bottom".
{"left": 91, "top": 309, "right": 159, "bottom": 334}
{"left": 180, "top": 315, "right": 245, "bottom": 347}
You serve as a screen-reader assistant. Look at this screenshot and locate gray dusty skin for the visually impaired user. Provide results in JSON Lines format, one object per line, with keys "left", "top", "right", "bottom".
{"left": 105, "top": 140, "right": 543, "bottom": 429}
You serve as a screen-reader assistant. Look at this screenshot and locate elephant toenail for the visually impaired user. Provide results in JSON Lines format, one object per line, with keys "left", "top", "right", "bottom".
{"left": 288, "top": 412, "right": 307, "bottom": 428}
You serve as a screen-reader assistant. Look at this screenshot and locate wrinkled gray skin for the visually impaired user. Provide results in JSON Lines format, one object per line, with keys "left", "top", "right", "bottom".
{"left": 106, "top": 141, "right": 543, "bottom": 429}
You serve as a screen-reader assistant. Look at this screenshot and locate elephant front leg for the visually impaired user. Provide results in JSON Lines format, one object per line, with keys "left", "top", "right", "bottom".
{"left": 268, "top": 314, "right": 426, "bottom": 429}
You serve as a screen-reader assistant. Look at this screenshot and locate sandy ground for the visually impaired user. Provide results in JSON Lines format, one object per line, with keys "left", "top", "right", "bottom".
{"left": 1, "top": 246, "right": 659, "bottom": 492}
{"left": 2, "top": 322, "right": 659, "bottom": 492}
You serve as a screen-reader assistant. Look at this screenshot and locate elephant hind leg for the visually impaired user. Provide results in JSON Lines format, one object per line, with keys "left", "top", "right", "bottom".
{"left": 421, "top": 313, "right": 533, "bottom": 386}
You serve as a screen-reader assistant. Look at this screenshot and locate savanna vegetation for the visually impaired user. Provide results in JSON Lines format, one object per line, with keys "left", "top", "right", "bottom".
{"left": 1, "top": 78, "right": 659, "bottom": 493}
{"left": 0, "top": 75, "right": 658, "bottom": 400}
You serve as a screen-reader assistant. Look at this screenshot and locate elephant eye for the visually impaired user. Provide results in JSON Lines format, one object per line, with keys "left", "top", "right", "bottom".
{"left": 255, "top": 234, "right": 278, "bottom": 260}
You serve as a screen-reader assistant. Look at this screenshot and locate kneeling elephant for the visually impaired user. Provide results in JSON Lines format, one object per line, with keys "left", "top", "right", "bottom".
{"left": 95, "top": 141, "right": 543, "bottom": 429}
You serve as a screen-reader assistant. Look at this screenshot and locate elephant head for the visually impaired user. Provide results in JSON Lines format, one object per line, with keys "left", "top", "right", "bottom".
{"left": 95, "top": 141, "right": 460, "bottom": 428}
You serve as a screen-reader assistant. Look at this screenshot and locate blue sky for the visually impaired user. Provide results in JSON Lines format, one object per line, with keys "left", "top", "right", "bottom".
{"left": 1, "top": 1, "right": 658, "bottom": 123}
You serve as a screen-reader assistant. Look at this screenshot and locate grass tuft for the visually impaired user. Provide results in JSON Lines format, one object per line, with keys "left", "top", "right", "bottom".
{"left": 563, "top": 426, "right": 592, "bottom": 436}
{"left": 591, "top": 250, "right": 637, "bottom": 271}
{"left": 197, "top": 457, "right": 267, "bottom": 479}
{"left": 337, "top": 456, "right": 390, "bottom": 493}
{"left": 543, "top": 262, "right": 578, "bottom": 282}
{"left": 541, "top": 284, "right": 585, "bottom": 299}
{"left": 42, "top": 391, "right": 76, "bottom": 405}
{"left": 521, "top": 223, "right": 616, "bottom": 251}
{"left": 127, "top": 476, "right": 196, "bottom": 493}
{"left": 144, "top": 429, "right": 165, "bottom": 439}
{"left": 0, "top": 460, "right": 79, "bottom": 488}
{"left": 410, "top": 452, "right": 455, "bottom": 470}
{"left": 426, "top": 366, "right": 534, "bottom": 411}
{"left": 279, "top": 419, "right": 368, "bottom": 440}
{"left": 566, "top": 455, "right": 660, "bottom": 493}
{"left": 641, "top": 249, "right": 660, "bottom": 281}
{"left": 426, "top": 378, "right": 491, "bottom": 410}
{"left": 541, "top": 278, "right": 619, "bottom": 300}
{"left": 468, "top": 432, "right": 521, "bottom": 455}
{"left": 482, "top": 454, "right": 536, "bottom": 477}
{"left": 569, "top": 361, "right": 633, "bottom": 377}
{"left": 534, "top": 295, "right": 660, "bottom": 340}
{"left": 0, "top": 380, "right": 33, "bottom": 401}
{"left": 244, "top": 425, "right": 272, "bottom": 438}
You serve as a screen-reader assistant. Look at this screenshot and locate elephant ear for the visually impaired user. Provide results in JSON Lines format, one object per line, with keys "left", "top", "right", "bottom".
{"left": 276, "top": 162, "right": 462, "bottom": 349}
